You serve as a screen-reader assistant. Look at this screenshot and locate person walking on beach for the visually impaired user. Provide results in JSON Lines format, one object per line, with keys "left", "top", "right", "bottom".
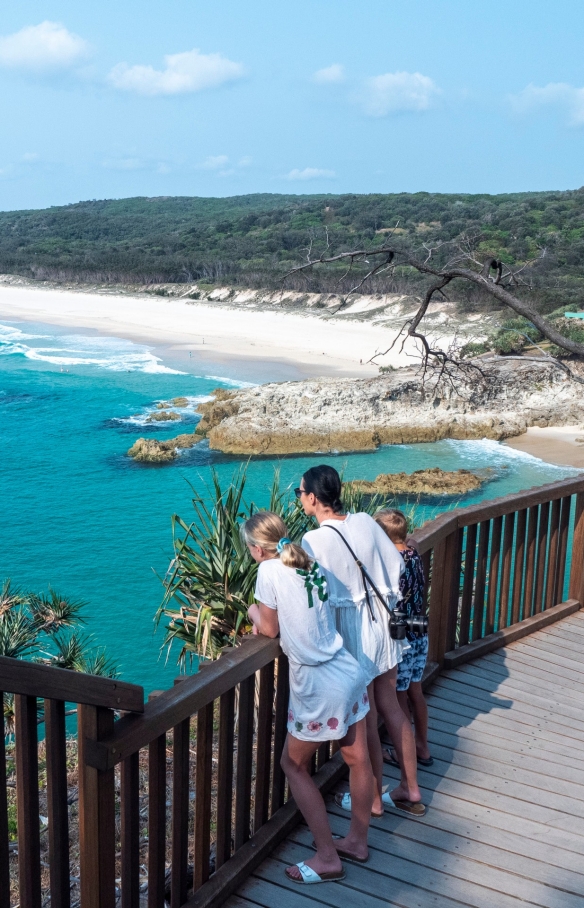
{"left": 243, "top": 511, "right": 374, "bottom": 884}
{"left": 298, "top": 466, "right": 425, "bottom": 818}
{"left": 374, "top": 509, "right": 433, "bottom": 769}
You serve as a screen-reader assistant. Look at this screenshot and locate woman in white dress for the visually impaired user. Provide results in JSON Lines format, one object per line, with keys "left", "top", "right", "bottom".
{"left": 243, "top": 511, "right": 374, "bottom": 884}
{"left": 299, "top": 465, "right": 425, "bottom": 818}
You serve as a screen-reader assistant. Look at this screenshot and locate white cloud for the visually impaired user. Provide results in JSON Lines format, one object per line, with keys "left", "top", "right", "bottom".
{"left": 314, "top": 63, "right": 344, "bottom": 84}
{"left": 102, "top": 157, "right": 145, "bottom": 171}
{"left": 286, "top": 167, "right": 336, "bottom": 181}
{"left": 0, "top": 21, "right": 89, "bottom": 71}
{"left": 510, "top": 82, "right": 584, "bottom": 126}
{"left": 22, "top": 152, "right": 39, "bottom": 162}
{"left": 108, "top": 48, "right": 244, "bottom": 96}
{"left": 238, "top": 155, "right": 253, "bottom": 167}
{"left": 356, "top": 71, "right": 440, "bottom": 117}
{"left": 199, "top": 155, "right": 230, "bottom": 170}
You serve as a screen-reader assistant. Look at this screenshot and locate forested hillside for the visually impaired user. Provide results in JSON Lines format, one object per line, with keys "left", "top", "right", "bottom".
{"left": 1, "top": 189, "right": 583, "bottom": 313}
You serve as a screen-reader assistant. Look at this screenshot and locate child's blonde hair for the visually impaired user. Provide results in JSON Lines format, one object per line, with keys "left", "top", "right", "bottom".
{"left": 242, "top": 511, "right": 311, "bottom": 570}
{"left": 374, "top": 508, "right": 409, "bottom": 543}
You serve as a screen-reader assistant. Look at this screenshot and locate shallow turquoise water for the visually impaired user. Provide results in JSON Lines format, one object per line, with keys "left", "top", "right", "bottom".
{"left": 0, "top": 319, "right": 577, "bottom": 692}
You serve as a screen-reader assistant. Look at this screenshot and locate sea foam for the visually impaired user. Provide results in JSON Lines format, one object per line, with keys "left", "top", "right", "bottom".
{"left": 0, "top": 323, "right": 185, "bottom": 374}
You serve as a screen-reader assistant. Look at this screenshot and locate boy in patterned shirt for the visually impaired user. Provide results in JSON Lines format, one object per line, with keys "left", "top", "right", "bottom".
{"left": 374, "top": 509, "right": 433, "bottom": 768}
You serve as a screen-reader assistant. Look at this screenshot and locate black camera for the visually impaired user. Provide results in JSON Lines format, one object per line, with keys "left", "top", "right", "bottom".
{"left": 389, "top": 606, "right": 429, "bottom": 640}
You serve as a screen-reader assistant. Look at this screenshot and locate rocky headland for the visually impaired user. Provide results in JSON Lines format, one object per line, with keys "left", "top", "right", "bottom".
{"left": 194, "top": 360, "right": 584, "bottom": 455}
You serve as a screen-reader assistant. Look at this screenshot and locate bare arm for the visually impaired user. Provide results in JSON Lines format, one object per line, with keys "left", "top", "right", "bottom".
{"left": 248, "top": 602, "right": 280, "bottom": 638}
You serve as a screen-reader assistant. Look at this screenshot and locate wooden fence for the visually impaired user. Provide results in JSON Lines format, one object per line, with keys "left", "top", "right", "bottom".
{"left": 2, "top": 475, "right": 584, "bottom": 908}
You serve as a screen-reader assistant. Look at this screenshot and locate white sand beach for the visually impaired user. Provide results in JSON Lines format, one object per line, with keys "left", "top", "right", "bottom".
{"left": 505, "top": 426, "right": 584, "bottom": 469}
{"left": 0, "top": 282, "right": 418, "bottom": 379}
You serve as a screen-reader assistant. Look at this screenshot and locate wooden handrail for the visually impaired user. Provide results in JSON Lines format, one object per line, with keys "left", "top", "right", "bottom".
{"left": 84, "top": 634, "right": 280, "bottom": 771}
{"left": 0, "top": 655, "right": 144, "bottom": 712}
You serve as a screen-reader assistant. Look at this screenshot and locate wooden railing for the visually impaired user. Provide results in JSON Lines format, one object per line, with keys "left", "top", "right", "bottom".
{"left": 2, "top": 475, "right": 584, "bottom": 908}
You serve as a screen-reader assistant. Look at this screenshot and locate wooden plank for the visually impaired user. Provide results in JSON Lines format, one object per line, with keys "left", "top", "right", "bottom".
{"left": 120, "top": 752, "right": 140, "bottom": 908}
{"left": 428, "top": 684, "right": 584, "bottom": 747}
{"left": 86, "top": 636, "right": 280, "bottom": 771}
{"left": 499, "top": 511, "right": 515, "bottom": 629}
{"left": 408, "top": 511, "right": 458, "bottom": 554}
{"left": 171, "top": 716, "right": 190, "bottom": 908}
{"left": 45, "top": 699, "right": 70, "bottom": 908}
{"left": 234, "top": 676, "right": 254, "bottom": 850}
{"left": 187, "top": 750, "right": 348, "bottom": 908}
{"left": 455, "top": 661, "right": 584, "bottom": 716}
{"left": 0, "top": 656, "right": 143, "bottom": 712}
{"left": 458, "top": 523, "right": 476, "bottom": 646}
{"left": 215, "top": 688, "right": 235, "bottom": 870}
{"left": 471, "top": 520, "right": 490, "bottom": 642}
{"left": 522, "top": 505, "right": 538, "bottom": 619}
{"left": 508, "top": 637, "right": 584, "bottom": 676}
{"left": 510, "top": 508, "right": 527, "bottom": 625}
{"left": 545, "top": 497, "right": 562, "bottom": 610}
{"left": 512, "top": 634, "right": 584, "bottom": 671}
{"left": 555, "top": 494, "right": 572, "bottom": 603}
{"left": 270, "top": 654, "right": 289, "bottom": 815}
{"left": 428, "top": 528, "right": 462, "bottom": 665}
{"left": 486, "top": 515, "right": 502, "bottom": 635}
{"left": 534, "top": 500, "right": 550, "bottom": 613}
{"left": 15, "top": 694, "right": 42, "bottom": 908}
{"left": 0, "top": 694, "right": 9, "bottom": 908}
{"left": 241, "top": 871, "right": 394, "bottom": 908}
{"left": 483, "top": 649, "right": 584, "bottom": 694}
{"left": 569, "top": 491, "right": 584, "bottom": 604}
{"left": 147, "top": 693, "right": 167, "bottom": 908}
{"left": 443, "top": 599, "right": 581, "bottom": 668}
{"left": 254, "top": 662, "right": 274, "bottom": 833}
{"left": 78, "top": 704, "right": 116, "bottom": 908}
{"left": 193, "top": 702, "right": 214, "bottom": 892}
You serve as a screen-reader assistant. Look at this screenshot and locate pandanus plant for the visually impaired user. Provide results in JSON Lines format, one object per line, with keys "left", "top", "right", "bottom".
{"left": 157, "top": 466, "right": 409, "bottom": 666}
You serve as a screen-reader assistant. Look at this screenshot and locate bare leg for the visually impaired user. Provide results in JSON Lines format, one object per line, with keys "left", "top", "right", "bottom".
{"left": 407, "top": 681, "right": 431, "bottom": 760}
{"left": 332, "top": 718, "right": 373, "bottom": 859}
{"left": 281, "top": 734, "right": 342, "bottom": 879}
{"left": 374, "top": 668, "right": 422, "bottom": 803}
{"left": 365, "top": 683, "right": 384, "bottom": 814}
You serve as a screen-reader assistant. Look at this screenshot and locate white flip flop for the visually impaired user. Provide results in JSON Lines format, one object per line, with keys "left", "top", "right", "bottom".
{"left": 284, "top": 861, "right": 345, "bottom": 884}
{"left": 334, "top": 791, "right": 384, "bottom": 818}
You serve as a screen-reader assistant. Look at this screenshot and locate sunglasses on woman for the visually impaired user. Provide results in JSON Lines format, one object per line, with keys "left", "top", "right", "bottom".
{"left": 294, "top": 487, "right": 309, "bottom": 498}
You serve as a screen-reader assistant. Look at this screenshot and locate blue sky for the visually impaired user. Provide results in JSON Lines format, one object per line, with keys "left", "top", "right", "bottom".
{"left": 1, "top": 0, "right": 584, "bottom": 210}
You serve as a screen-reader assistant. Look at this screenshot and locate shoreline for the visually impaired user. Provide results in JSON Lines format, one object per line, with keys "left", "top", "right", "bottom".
{"left": 504, "top": 426, "right": 584, "bottom": 470}
{"left": 0, "top": 282, "right": 415, "bottom": 381}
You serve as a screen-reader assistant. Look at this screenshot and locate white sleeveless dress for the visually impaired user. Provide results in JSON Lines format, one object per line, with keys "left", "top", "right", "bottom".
{"left": 254, "top": 557, "right": 369, "bottom": 742}
{"left": 302, "top": 513, "right": 408, "bottom": 686}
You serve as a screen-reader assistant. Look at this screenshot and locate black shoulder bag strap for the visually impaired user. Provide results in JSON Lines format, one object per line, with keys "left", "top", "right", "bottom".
{"left": 322, "top": 524, "right": 393, "bottom": 623}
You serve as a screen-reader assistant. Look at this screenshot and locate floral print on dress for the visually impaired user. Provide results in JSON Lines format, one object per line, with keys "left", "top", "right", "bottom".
{"left": 307, "top": 720, "right": 323, "bottom": 733}
{"left": 327, "top": 717, "right": 339, "bottom": 730}
{"left": 295, "top": 721, "right": 303, "bottom": 732}
{"left": 352, "top": 701, "right": 359, "bottom": 715}
{"left": 399, "top": 546, "right": 427, "bottom": 642}
{"left": 295, "top": 562, "right": 328, "bottom": 608}
{"left": 288, "top": 710, "right": 294, "bottom": 723}
{"left": 362, "top": 692, "right": 369, "bottom": 705}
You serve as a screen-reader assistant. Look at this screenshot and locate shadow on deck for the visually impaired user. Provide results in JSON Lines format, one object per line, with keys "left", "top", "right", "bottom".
{"left": 228, "top": 609, "right": 584, "bottom": 908}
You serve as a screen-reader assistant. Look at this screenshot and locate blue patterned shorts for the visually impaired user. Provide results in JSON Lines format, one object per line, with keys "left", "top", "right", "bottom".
{"left": 396, "top": 635, "right": 429, "bottom": 691}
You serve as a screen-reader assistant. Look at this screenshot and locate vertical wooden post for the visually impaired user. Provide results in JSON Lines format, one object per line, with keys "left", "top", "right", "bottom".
{"left": 121, "top": 752, "right": 141, "bottom": 908}
{"left": 0, "top": 693, "right": 9, "bottom": 908}
{"left": 215, "top": 688, "right": 235, "bottom": 869}
{"left": 78, "top": 704, "right": 116, "bottom": 908}
{"left": 254, "top": 661, "right": 274, "bottom": 833}
{"left": 428, "top": 527, "right": 462, "bottom": 666}
{"left": 193, "top": 702, "right": 214, "bottom": 892}
{"left": 15, "top": 694, "right": 42, "bottom": 908}
{"left": 45, "top": 699, "right": 71, "bottom": 908}
{"left": 569, "top": 491, "right": 584, "bottom": 604}
{"left": 147, "top": 691, "right": 167, "bottom": 908}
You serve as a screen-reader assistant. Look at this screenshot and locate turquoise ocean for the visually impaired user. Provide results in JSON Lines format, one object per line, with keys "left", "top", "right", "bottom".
{"left": 0, "top": 318, "right": 577, "bottom": 693}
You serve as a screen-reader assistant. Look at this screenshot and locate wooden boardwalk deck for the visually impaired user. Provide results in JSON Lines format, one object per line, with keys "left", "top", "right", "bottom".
{"left": 226, "top": 609, "right": 584, "bottom": 908}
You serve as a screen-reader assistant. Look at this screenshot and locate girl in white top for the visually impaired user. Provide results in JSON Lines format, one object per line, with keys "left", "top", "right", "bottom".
{"left": 298, "top": 466, "right": 425, "bottom": 819}
{"left": 243, "top": 511, "right": 374, "bottom": 884}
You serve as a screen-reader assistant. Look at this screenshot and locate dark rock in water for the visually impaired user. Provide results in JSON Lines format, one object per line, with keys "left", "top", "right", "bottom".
{"left": 147, "top": 410, "right": 181, "bottom": 422}
{"left": 348, "top": 467, "right": 493, "bottom": 498}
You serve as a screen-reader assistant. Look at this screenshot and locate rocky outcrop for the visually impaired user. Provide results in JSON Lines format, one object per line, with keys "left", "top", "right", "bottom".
{"left": 347, "top": 467, "right": 489, "bottom": 497}
{"left": 146, "top": 410, "right": 181, "bottom": 422}
{"left": 201, "top": 360, "right": 584, "bottom": 455}
{"left": 128, "top": 432, "right": 203, "bottom": 463}
{"left": 156, "top": 397, "right": 189, "bottom": 409}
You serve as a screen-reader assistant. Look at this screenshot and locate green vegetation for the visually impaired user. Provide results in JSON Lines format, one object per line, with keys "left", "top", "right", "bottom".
{"left": 0, "top": 579, "right": 118, "bottom": 673}
{"left": 157, "top": 467, "right": 414, "bottom": 666}
{"left": 2, "top": 188, "right": 584, "bottom": 313}
{"left": 461, "top": 310, "right": 584, "bottom": 359}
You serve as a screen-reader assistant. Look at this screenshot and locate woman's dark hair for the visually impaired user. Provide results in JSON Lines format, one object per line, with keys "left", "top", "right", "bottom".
{"left": 302, "top": 465, "right": 343, "bottom": 513}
